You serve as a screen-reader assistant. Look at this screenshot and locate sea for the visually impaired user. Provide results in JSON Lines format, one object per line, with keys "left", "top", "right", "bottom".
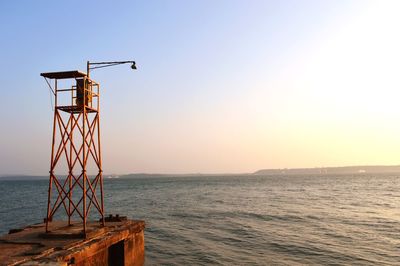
{"left": 0, "top": 174, "right": 399, "bottom": 265}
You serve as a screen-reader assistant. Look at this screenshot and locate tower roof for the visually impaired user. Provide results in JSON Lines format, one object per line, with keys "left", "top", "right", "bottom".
{"left": 40, "top": 70, "right": 87, "bottom": 79}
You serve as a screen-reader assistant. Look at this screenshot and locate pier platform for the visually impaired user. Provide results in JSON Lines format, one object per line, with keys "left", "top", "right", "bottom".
{"left": 0, "top": 218, "right": 145, "bottom": 266}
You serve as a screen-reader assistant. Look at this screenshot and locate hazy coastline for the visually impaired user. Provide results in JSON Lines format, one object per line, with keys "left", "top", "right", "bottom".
{"left": 2, "top": 164, "right": 400, "bottom": 180}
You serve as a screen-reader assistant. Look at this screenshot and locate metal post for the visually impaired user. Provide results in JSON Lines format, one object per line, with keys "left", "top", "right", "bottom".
{"left": 68, "top": 83, "right": 73, "bottom": 225}
{"left": 68, "top": 112, "right": 73, "bottom": 226}
{"left": 82, "top": 78, "right": 87, "bottom": 234}
{"left": 46, "top": 79, "right": 58, "bottom": 232}
{"left": 97, "top": 110, "right": 105, "bottom": 225}
{"left": 87, "top": 61, "right": 90, "bottom": 78}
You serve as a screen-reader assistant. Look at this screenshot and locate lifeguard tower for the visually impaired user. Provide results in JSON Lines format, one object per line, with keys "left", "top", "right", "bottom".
{"left": 41, "top": 61, "right": 136, "bottom": 235}
{"left": 0, "top": 61, "right": 145, "bottom": 265}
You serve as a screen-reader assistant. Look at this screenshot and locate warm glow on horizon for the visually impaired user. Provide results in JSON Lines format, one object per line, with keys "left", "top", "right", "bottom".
{"left": 1, "top": 1, "right": 400, "bottom": 175}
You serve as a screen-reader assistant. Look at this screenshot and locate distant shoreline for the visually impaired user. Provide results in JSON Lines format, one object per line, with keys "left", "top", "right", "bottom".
{"left": 2, "top": 165, "right": 400, "bottom": 180}
{"left": 253, "top": 165, "right": 400, "bottom": 175}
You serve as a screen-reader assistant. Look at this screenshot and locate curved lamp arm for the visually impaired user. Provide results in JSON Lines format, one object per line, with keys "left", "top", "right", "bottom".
{"left": 87, "top": 61, "right": 136, "bottom": 77}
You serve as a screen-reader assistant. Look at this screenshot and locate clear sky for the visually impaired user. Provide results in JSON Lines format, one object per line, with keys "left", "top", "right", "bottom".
{"left": 1, "top": 0, "right": 400, "bottom": 175}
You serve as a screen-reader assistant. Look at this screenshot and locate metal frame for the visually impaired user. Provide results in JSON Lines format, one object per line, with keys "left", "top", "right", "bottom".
{"left": 43, "top": 75, "right": 104, "bottom": 234}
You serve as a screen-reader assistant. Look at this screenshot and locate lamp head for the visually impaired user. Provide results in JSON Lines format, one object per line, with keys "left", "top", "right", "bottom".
{"left": 131, "top": 62, "right": 137, "bottom": 70}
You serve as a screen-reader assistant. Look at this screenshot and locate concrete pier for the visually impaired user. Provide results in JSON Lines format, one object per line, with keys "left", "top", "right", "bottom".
{"left": 0, "top": 218, "right": 145, "bottom": 266}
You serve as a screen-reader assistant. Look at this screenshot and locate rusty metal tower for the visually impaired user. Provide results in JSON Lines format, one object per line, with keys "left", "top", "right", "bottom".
{"left": 41, "top": 61, "right": 136, "bottom": 234}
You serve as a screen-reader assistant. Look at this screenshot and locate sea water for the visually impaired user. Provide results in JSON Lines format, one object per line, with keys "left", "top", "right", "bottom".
{"left": 0, "top": 174, "right": 399, "bottom": 265}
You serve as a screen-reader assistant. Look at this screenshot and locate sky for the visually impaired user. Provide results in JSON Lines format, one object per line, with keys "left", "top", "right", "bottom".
{"left": 1, "top": 0, "right": 400, "bottom": 175}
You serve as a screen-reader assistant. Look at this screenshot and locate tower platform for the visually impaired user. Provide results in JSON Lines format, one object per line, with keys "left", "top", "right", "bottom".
{"left": 0, "top": 219, "right": 145, "bottom": 266}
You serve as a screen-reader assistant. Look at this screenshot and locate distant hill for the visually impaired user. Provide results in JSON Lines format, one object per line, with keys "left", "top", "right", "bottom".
{"left": 118, "top": 173, "right": 246, "bottom": 179}
{"left": 254, "top": 165, "right": 400, "bottom": 175}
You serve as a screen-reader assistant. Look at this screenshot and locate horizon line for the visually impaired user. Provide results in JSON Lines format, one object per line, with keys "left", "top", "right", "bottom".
{"left": 2, "top": 163, "right": 400, "bottom": 177}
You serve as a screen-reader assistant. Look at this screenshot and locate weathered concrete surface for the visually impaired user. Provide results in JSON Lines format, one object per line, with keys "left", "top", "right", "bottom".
{"left": 0, "top": 220, "right": 145, "bottom": 266}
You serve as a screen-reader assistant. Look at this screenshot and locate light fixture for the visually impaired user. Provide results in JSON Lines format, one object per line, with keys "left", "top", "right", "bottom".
{"left": 87, "top": 60, "right": 137, "bottom": 77}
